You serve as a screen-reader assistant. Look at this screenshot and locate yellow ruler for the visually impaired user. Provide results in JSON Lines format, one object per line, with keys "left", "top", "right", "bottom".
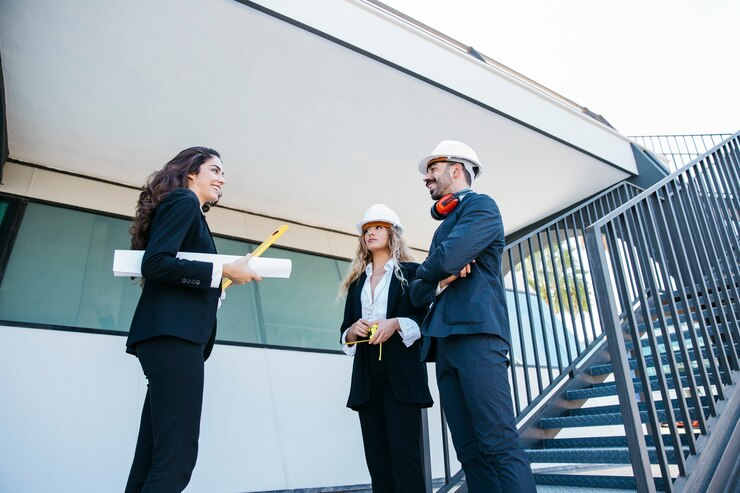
{"left": 222, "top": 224, "right": 289, "bottom": 289}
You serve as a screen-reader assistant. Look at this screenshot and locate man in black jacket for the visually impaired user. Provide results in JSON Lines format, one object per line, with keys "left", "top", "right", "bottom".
{"left": 410, "top": 140, "right": 535, "bottom": 493}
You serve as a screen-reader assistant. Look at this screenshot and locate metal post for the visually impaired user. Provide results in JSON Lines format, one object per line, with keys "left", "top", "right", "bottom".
{"left": 440, "top": 407, "right": 451, "bottom": 484}
{"left": 585, "top": 225, "right": 656, "bottom": 493}
{"left": 421, "top": 408, "right": 432, "bottom": 493}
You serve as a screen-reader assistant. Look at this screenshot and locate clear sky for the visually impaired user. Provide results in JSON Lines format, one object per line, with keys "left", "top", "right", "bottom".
{"left": 383, "top": 0, "right": 739, "bottom": 137}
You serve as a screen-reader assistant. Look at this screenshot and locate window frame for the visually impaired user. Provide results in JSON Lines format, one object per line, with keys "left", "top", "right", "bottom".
{"left": 0, "top": 193, "right": 27, "bottom": 285}
{"left": 0, "top": 192, "right": 351, "bottom": 355}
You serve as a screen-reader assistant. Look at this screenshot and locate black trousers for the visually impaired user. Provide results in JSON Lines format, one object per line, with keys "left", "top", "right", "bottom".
{"left": 125, "top": 336, "right": 205, "bottom": 493}
{"left": 436, "top": 334, "right": 536, "bottom": 493}
{"left": 356, "top": 359, "right": 426, "bottom": 493}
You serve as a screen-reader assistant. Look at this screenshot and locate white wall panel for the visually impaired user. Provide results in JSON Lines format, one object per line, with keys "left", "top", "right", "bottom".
{"left": 0, "top": 325, "right": 456, "bottom": 492}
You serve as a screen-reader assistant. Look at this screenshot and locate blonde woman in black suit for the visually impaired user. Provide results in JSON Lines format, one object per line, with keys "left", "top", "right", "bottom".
{"left": 340, "top": 204, "right": 433, "bottom": 493}
{"left": 125, "top": 147, "right": 261, "bottom": 493}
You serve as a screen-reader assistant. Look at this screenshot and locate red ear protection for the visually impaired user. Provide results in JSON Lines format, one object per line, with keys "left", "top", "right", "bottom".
{"left": 431, "top": 193, "right": 460, "bottom": 220}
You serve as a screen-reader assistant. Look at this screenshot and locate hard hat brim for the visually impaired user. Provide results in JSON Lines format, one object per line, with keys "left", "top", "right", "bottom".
{"left": 356, "top": 220, "right": 404, "bottom": 236}
{"left": 418, "top": 154, "right": 482, "bottom": 179}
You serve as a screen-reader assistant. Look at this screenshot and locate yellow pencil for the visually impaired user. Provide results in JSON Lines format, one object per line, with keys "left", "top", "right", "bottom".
{"left": 222, "top": 224, "right": 289, "bottom": 289}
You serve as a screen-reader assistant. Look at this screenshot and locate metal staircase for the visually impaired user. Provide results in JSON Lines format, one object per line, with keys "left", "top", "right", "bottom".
{"left": 525, "top": 279, "right": 738, "bottom": 491}
{"left": 435, "top": 132, "right": 740, "bottom": 492}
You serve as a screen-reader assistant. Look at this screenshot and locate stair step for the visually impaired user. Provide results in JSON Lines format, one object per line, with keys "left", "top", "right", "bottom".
{"left": 541, "top": 434, "right": 693, "bottom": 449}
{"left": 661, "top": 283, "right": 740, "bottom": 307}
{"left": 624, "top": 328, "right": 705, "bottom": 351}
{"left": 526, "top": 445, "right": 687, "bottom": 464}
{"left": 631, "top": 301, "right": 738, "bottom": 330}
{"left": 588, "top": 344, "right": 735, "bottom": 376}
{"left": 540, "top": 407, "right": 702, "bottom": 429}
{"left": 534, "top": 473, "right": 665, "bottom": 491}
{"left": 624, "top": 329, "right": 696, "bottom": 351}
{"left": 624, "top": 322, "right": 739, "bottom": 351}
{"left": 567, "top": 400, "right": 710, "bottom": 418}
{"left": 567, "top": 372, "right": 721, "bottom": 400}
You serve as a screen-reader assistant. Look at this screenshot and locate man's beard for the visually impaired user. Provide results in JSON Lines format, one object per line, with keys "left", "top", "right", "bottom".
{"left": 428, "top": 174, "right": 451, "bottom": 200}
{"left": 430, "top": 186, "right": 445, "bottom": 200}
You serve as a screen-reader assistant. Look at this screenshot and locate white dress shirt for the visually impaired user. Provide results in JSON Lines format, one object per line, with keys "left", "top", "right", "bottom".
{"left": 342, "top": 259, "right": 421, "bottom": 356}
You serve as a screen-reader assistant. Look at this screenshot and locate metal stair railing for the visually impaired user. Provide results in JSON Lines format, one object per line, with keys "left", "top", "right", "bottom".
{"left": 433, "top": 180, "right": 643, "bottom": 492}
{"left": 502, "top": 182, "right": 651, "bottom": 424}
{"left": 630, "top": 134, "right": 733, "bottom": 172}
{"left": 585, "top": 131, "right": 740, "bottom": 493}
{"left": 504, "top": 182, "right": 643, "bottom": 419}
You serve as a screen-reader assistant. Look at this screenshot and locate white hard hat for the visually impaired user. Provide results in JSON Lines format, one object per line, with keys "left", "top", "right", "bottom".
{"left": 356, "top": 204, "right": 404, "bottom": 235}
{"left": 418, "top": 140, "right": 482, "bottom": 179}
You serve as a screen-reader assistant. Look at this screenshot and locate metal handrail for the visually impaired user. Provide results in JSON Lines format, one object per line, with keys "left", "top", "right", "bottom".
{"left": 585, "top": 131, "right": 740, "bottom": 492}
{"left": 630, "top": 134, "right": 733, "bottom": 172}
{"left": 593, "top": 131, "right": 739, "bottom": 228}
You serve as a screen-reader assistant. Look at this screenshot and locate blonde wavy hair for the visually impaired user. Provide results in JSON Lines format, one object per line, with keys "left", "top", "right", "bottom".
{"left": 340, "top": 226, "right": 416, "bottom": 295}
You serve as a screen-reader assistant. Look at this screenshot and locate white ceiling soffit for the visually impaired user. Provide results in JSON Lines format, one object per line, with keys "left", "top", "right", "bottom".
{"left": 0, "top": 0, "right": 633, "bottom": 250}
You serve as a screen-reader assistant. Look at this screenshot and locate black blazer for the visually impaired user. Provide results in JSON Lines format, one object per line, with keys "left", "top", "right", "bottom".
{"left": 341, "top": 262, "right": 433, "bottom": 410}
{"left": 410, "top": 192, "right": 510, "bottom": 344}
{"left": 126, "top": 188, "right": 221, "bottom": 358}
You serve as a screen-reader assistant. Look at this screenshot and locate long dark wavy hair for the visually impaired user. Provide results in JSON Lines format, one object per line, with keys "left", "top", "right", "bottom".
{"left": 130, "top": 146, "right": 221, "bottom": 250}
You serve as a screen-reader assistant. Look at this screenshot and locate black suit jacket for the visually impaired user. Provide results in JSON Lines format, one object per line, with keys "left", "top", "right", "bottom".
{"left": 126, "top": 188, "right": 221, "bottom": 358}
{"left": 341, "top": 262, "right": 433, "bottom": 410}
{"left": 410, "top": 193, "right": 510, "bottom": 355}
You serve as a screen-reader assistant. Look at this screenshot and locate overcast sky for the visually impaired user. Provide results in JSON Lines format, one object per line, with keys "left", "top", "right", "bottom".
{"left": 383, "top": 0, "right": 739, "bottom": 137}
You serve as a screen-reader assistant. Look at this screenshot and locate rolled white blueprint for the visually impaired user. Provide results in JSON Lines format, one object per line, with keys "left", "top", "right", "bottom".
{"left": 112, "top": 250, "right": 292, "bottom": 278}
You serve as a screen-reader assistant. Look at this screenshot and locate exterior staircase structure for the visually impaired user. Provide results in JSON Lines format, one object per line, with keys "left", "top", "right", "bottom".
{"left": 435, "top": 133, "right": 740, "bottom": 492}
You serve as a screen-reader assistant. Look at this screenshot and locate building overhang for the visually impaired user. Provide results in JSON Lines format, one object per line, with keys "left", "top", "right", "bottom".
{"left": 0, "top": 0, "right": 636, "bottom": 250}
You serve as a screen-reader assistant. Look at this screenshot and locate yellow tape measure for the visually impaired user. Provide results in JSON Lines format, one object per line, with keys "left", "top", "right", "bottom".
{"left": 345, "top": 324, "right": 382, "bottom": 360}
{"left": 222, "top": 224, "right": 289, "bottom": 290}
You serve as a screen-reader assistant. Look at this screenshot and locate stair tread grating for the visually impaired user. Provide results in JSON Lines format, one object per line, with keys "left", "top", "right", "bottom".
{"left": 534, "top": 473, "right": 666, "bottom": 491}
{"left": 526, "top": 445, "right": 688, "bottom": 464}
{"left": 566, "top": 372, "right": 721, "bottom": 400}
{"left": 588, "top": 344, "right": 736, "bottom": 376}
{"left": 540, "top": 408, "right": 703, "bottom": 428}
{"left": 541, "top": 435, "right": 694, "bottom": 449}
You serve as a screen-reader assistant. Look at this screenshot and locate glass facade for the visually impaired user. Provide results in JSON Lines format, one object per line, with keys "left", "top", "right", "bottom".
{"left": 0, "top": 196, "right": 574, "bottom": 360}
{"left": 0, "top": 199, "right": 349, "bottom": 352}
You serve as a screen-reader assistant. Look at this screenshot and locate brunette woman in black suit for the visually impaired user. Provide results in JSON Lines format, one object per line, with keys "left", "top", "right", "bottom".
{"left": 125, "top": 147, "right": 261, "bottom": 493}
{"left": 340, "top": 204, "right": 433, "bottom": 493}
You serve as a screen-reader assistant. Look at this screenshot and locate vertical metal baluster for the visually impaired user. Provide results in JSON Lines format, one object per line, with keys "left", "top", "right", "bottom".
{"left": 632, "top": 201, "right": 689, "bottom": 474}
{"left": 536, "top": 231, "right": 564, "bottom": 373}
{"left": 695, "top": 157, "right": 740, "bottom": 355}
{"left": 674, "top": 171, "right": 734, "bottom": 383}
{"left": 684, "top": 164, "right": 740, "bottom": 371}
{"left": 576, "top": 208, "right": 599, "bottom": 340}
{"left": 509, "top": 247, "right": 533, "bottom": 407}
{"left": 644, "top": 192, "right": 705, "bottom": 447}
{"left": 562, "top": 216, "right": 590, "bottom": 347}
{"left": 528, "top": 236, "right": 555, "bottom": 383}
{"left": 545, "top": 226, "right": 573, "bottom": 365}
{"left": 659, "top": 178, "right": 718, "bottom": 421}
{"left": 617, "top": 210, "right": 675, "bottom": 491}
{"left": 440, "top": 407, "right": 451, "bottom": 485}
{"left": 587, "top": 220, "right": 656, "bottom": 493}
{"left": 710, "top": 145, "right": 740, "bottom": 229}
{"left": 519, "top": 242, "right": 544, "bottom": 395}
{"left": 554, "top": 220, "right": 584, "bottom": 352}
{"left": 503, "top": 248, "right": 522, "bottom": 415}
{"left": 667, "top": 178, "right": 727, "bottom": 402}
